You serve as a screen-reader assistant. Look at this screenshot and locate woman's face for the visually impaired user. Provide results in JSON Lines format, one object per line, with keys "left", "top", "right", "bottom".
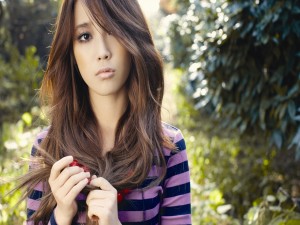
{"left": 73, "top": 0, "right": 131, "bottom": 99}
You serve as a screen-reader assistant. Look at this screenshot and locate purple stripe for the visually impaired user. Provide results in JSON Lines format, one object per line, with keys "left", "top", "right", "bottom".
{"left": 125, "top": 186, "right": 163, "bottom": 200}
{"left": 166, "top": 150, "right": 188, "bottom": 168}
{"left": 31, "top": 182, "right": 44, "bottom": 192}
{"left": 164, "top": 171, "right": 190, "bottom": 187}
{"left": 173, "top": 131, "right": 183, "bottom": 143}
{"left": 77, "top": 211, "right": 87, "bottom": 223}
{"left": 162, "top": 193, "right": 191, "bottom": 207}
{"left": 33, "top": 130, "right": 48, "bottom": 146}
{"left": 162, "top": 126, "right": 177, "bottom": 140}
{"left": 27, "top": 198, "right": 41, "bottom": 211}
{"left": 148, "top": 165, "right": 162, "bottom": 177}
{"left": 161, "top": 214, "right": 192, "bottom": 224}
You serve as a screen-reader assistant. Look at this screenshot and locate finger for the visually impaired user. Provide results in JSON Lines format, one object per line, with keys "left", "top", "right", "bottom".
{"left": 65, "top": 177, "right": 90, "bottom": 201}
{"left": 86, "top": 189, "right": 115, "bottom": 204}
{"left": 89, "top": 177, "right": 116, "bottom": 193}
{"left": 87, "top": 204, "right": 104, "bottom": 220}
{"left": 56, "top": 166, "right": 84, "bottom": 186}
{"left": 49, "top": 156, "right": 73, "bottom": 181}
{"left": 61, "top": 171, "right": 90, "bottom": 194}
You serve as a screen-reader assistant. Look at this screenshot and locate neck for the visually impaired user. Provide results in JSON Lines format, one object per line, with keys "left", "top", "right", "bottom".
{"left": 89, "top": 89, "right": 128, "bottom": 152}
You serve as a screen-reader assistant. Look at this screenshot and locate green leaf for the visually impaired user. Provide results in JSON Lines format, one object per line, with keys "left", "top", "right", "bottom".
{"left": 288, "top": 101, "right": 296, "bottom": 119}
{"left": 21, "top": 112, "right": 32, "bottom": 127}
{"left": 272, "top": 130, "right": 283, "bottom": 149}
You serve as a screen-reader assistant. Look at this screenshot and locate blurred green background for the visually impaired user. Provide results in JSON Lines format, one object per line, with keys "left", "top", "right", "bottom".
{"left": 1, "top": 0, "right": 300, "bottom": 224}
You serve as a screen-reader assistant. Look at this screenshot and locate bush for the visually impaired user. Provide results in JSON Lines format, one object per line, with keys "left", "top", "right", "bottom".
{"left": 0, "top": 45, "right": 42, "bottom": 126}
{"left": 0, "top": 114, "right": 43, "bottom": 225}
{"left": 167, "top": 0, "right": 300, "bottom": 157}
{"left": 165, "top": 0, "right": 300, "bottom": 222}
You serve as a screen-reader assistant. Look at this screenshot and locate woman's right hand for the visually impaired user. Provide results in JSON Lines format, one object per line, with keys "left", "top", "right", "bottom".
{"left": 49, "top": 156, "right": 90, "bottom": 225}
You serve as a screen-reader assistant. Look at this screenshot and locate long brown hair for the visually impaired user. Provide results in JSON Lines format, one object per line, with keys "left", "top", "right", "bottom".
{"left": 17, "top": 0, "right": 175, "bottom": 224}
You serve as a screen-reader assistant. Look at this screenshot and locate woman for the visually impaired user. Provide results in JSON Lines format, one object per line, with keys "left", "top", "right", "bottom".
{"left": 22, "top": 0, "right": 191, "bottom": 224}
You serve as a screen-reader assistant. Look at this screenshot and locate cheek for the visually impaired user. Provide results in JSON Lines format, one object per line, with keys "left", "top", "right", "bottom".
{"left": 74, "top": 48, "right": 88, "bottom": 75}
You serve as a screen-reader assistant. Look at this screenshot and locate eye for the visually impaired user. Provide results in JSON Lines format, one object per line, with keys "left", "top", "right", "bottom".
{"left": 78, "top": 33, "right": 91, "bottom": 42}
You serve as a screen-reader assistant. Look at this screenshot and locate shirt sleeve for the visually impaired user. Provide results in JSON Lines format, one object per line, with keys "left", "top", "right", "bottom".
{"left": 160, "top": 129, "right": 192, "bottom": 225}
{"left": 26, "top": 141, "right": 58, "bottom": 225}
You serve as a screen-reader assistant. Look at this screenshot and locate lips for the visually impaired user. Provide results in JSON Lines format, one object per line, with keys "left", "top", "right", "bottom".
{"left": 96, "top": 67, "right": 115, "bottom": 79}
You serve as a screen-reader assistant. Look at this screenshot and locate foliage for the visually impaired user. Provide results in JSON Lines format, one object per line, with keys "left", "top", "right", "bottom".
{"left": 0, "top": 3, "right": 47, "bottom": 222}
{"left": 0, "top": 0, "right": 58, "bottom": 62}
{"left": 165, "top": 0, "right": 300, "bottom": 222}
{"left": 167, "top": 0, "right": 300, "bottom": 158}
{"left": 244, "top": 189, "right": 300, "bottom": 225}
{"left": 0, "top": 45, "right": 42, "bottom": 127}
{"left": 0, "top": 113, "right": 43, "bottom": 225}
{"left": 172, "top": 69, "right": 300, "bottom": 224}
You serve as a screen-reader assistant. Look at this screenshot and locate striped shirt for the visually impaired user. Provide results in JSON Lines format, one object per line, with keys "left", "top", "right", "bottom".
{"left": 26, "top": 123, "right": 191, "bottom": 224}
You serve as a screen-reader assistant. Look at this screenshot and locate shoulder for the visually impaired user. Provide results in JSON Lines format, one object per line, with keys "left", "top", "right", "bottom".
{"left": 161, "top": 122, "right": 186, "bottom": 155}
{"left": 35, "top": 128, "right": 49, "bottom": 144}
{"left": 31, "top": 127, "right": 49, "bottom": 156}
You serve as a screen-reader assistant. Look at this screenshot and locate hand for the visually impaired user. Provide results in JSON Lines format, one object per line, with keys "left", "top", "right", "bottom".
{"left": 86, "top": 176, "right": 121, "bottom": 225}
{"left": 49, "top": 156, "right": 90, "bottom": 225}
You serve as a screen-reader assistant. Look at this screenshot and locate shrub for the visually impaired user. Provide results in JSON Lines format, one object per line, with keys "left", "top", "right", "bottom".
{"left": 0, "top": 45, "right": 42, "bottom": 126}
{"left": 166, "top": 0, "right": 300, "bottom": 221}
{"left": 167, "top": 0, "right": 300, "bottom": 157}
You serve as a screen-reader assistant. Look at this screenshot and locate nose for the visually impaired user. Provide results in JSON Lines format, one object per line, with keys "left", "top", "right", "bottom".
{"left": 97, "top": 36, "right": 111, "bottom": 61}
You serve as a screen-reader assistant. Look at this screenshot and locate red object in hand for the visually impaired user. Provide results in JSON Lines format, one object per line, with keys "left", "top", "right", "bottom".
{"left": 117, "top": 192, "right": 124, "bottom": 202}
{"left": 117, "top": 188, "right": 131, "bottom": 203}
{"left": 69, "top": 159, "right": 80, "bottom": 167}
{"left": 69, "top": 160, "right": 90, "bottom": 172}
{"left": 69, "top": 159, "right": 91, "bottom": 183}
{"left": 121, "top": 188, "right": 130, "bottom": 195}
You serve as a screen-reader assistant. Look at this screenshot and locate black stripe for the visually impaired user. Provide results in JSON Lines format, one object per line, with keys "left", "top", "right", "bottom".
{"left": 174, "top": 138, "right": 186, "bottom": 152}
{"left": 31, "top": 146, "right": 37, "bottom": 156}
{"left": 165, "top": 161, "right": 189, "bottom": 180}
{"left": 27, "top": 209, "right": 35, "bottom": 218}
{"left": 161, "top": 204, "right": 191, "bottom": 216}
{"left": 139, "top": 177, "right": 157, "bottom": 188}
{"left": 118, "top": 194, "right": 160, "bottom": 211}
{"left": 164, "top": 182, "right": 190, "bottom": 198}
{"left": 37, "top": 138, "right": 43, "bottom": 144}
{"left": 50, "top": 213, "right": 57, "bottom": 224}
{"left": 29, "top": 190, "right": 43, "bottom": 200}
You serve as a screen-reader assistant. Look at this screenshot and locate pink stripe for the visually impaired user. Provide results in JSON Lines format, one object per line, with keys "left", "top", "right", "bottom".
{"left": 126, "top": 186, "right": 163, "bottom": 200}
{"left": 27, "top": 198, "right": 41, "bottom": 211}
{"left": 77, "top": 211, "right": 87, "bottom": 223}
{"left": 26, "top": 219, "right": 44, "bottom": 224}
{"left": 163, "top": 147, "right": 172, "bottom": 157}
{"left": 164, "top": 171, "right": 190, "bottom": 188}
{"left": 118, "top": 202, "right": 160, "bottom": 222}
{"left": 148, "top": 165, "right": 161, "bottom": 177}
{"left": 167, "top": 150, "right": 188, "bottom": 168}
{"left": 161, "top": 214, "right": 192, "bottom": 224}
{"left": 162, "top": 123, "right": 177, "bottom": 136}
{"left": 33, "top": 130, "right": 48, "bottom": 146}
{"left": 33, "top": 182, "right": 44, "bottom": 192}
{"left": 162, "top": 193, "right": 191, "bottom": 207}
{"left": 173, "top": 130, "right": 184, "bottom": 143}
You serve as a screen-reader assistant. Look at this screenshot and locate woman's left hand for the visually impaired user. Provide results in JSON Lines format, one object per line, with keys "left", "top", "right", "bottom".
{"left": 86, "top": 176, "right": 121, "bottom": 225}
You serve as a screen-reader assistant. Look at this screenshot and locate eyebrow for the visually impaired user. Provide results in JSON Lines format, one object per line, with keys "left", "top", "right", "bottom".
{"left": 74, "top": 22, "right": 92, "bottom": 31}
